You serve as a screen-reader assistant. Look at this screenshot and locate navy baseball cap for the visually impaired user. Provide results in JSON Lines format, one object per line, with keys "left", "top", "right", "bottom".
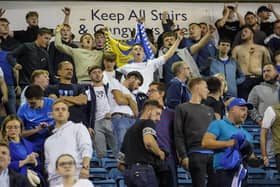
{"left": 228, "top": 98, "right": 253, "bottom": 110}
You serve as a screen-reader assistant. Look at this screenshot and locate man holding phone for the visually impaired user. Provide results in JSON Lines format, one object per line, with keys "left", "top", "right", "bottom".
{"left": 17, "top": 84, "right": 54, "bottom": 153}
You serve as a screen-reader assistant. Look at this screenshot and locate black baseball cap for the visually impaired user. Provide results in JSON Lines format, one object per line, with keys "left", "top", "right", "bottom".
{"left": 257, "top": 6, "right": 271, "bottom": 14}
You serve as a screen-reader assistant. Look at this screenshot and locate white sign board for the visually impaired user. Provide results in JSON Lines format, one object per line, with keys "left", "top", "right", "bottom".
{"left": 1, "top": 1, "right": 279, "bottom": 39}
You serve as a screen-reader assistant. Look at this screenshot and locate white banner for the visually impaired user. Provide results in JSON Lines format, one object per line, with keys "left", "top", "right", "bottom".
{"left": 1, "top": 1, "right": 279, "bottom": 39}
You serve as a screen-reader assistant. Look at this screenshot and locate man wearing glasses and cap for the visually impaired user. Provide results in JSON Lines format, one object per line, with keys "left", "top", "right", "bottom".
{"left": 257, "top": 4, "right": 280, "bottom": 36}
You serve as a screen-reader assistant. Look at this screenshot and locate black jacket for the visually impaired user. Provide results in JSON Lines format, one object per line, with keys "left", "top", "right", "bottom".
{"left": 9, "top": 169, "right": 33, "bottom": 187}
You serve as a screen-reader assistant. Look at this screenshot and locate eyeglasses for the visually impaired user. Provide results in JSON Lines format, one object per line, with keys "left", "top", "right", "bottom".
{"left": 6, "top": 126, "right": 21, "bottom": 130}
{"left": 58, "top": 161, "right": 75, "bottom": 167}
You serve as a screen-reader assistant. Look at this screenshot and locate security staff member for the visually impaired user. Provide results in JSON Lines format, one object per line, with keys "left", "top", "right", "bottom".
{"left": 117, "top": 100, "right": 165, "bottom": 187}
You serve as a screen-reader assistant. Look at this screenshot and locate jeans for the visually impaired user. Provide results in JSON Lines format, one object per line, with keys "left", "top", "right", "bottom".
{"left": 111, "top": 114, "right": 135, "bottom": 152}
{"left": 123, "top": 164, "right": 158, "bottom": 187}
{"left": 94, "top": 118, "right": 118, "bottom": 158}
{"left": 5, "top": 85, "right": 16, "bottom": 114}
{"left": 189, "top": 152, "right": 215, "bottom": 187}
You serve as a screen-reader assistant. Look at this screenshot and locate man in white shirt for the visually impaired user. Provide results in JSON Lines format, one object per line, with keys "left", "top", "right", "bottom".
{"left": 261, "top": 104, "right": 280, "bottom": 173}
{"left": 44, "top": 99, "right": 92, "bottom": 186}
{"left": 117, "top": 31, "right": 184, "bottom": 93}
{"left": 86, "top": 65, "right": 117, "bottom": 159}
{"left": 109, "top": 71, "right": 143, "bottom": 151}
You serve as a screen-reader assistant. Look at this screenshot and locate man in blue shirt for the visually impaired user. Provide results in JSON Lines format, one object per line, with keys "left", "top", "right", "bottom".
{"left": 17, "top": 85, "right": 54, "bottom": 152}
{"left": 202, "top": 98, "right": 254, "bottom": 187}
{"left": 184, "top": 23, "right": 217, "bottom": 77}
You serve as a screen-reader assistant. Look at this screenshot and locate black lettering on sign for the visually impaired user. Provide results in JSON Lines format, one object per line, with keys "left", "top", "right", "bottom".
{"left": 79, "top": 24, "right": 88, "bottom": 34}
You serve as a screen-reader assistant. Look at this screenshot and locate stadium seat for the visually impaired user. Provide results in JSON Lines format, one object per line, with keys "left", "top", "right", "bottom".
{"left": 89, "top": 168, "right": 108, "bottom": 180}
{"left": 101, "top": 158, "right": 117, "bottom": 170}
{"left": 92, "top": 179, "right": 116, "bottom": 187}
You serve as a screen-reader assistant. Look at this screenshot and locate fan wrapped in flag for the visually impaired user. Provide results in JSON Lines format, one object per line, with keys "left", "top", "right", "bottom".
{"left": 104, "top": 21, "right": 155, "bottom": 67}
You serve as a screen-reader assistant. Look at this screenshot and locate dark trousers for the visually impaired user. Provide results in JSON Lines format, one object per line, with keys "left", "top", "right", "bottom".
{"left": 189, "top": 153, "right": 215, "bottom": 187}
{"left": 166, "top": 157, "right": 177, "bottom": 187}
{"left": 275, "top": 153, "right": 280, "bottom": 174}
{"left": 123, "top": 164, "right": 158, "bottom": 187}
{"left": 237, "top": 76, "right": 262, "bottom": 100}
{"left": 215, "top": 169, "right": 235, "bottom": 187}
{"left": 215, "top": 169, "right": 248, "bottom": 187}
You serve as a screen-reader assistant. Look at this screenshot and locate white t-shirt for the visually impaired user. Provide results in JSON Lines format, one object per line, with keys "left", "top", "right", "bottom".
{"left": 117, "top": 56, "right": 165, "bottom": 93}
{"left": 0, "top": 67, "right": 3, "bottom": 77}
{"left": 108, "top": 78, "right": 135, "bottom": 115}
{"left": 262, "top": 106, "right": 276, "bottom": 129}
{"left": 54, "top": 179, "right": 94, "bottom": 187}
{"left": 103, "top": 71, "right": 115, "bottom": 84}
{"left": 93, "top": 86, "right": 111, "bottom": 121}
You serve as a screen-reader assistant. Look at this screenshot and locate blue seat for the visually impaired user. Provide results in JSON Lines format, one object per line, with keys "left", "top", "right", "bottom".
{"left": 177, "top": 178, "right": 192, "bottom": 187}
{"left": 248, "top": 167, "right": 267, "bottom": 180}
{"left": 90, "top": 156, "right": 101, "bottom": 168}
{"left": 92, "top": 179, "right": 116, "bottom": 187}
{"left": 89, "top": 168, "right": 108, "bottom": 180}
{"left": 101, "top": 158, "right": 117, "bottom": 170}
{"left": 106, "top": 149, "right": 115, "bottom": 158}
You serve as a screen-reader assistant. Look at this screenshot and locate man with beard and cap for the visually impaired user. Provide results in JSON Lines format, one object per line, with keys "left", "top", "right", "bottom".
{"left": 202, "top": 98, "right": 254, "bottom": 187}
{"left": 257, "top": 4, "right": 280, "bottom": 36}
{"left": 232, "top": 26, "right": 271, "bottom": 100}
{"left": 248, "top": 63, "right": 280, "bottom": 159}
{"left": 232, "top": 11, "right": 267, "bottom": 48}
{"left": 109, "top": 71, "right": 143, "bottom": 152}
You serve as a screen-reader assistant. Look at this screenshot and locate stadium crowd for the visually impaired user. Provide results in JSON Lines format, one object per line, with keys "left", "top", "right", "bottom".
{"left": 0, "top": 2, "right": 280, "bottom": 187}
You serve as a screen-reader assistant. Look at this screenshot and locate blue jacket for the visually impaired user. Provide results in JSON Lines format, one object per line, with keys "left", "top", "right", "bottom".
{"left": 166, "top": 78, "right": 191, "bottom": 109}
{"left": 0, "top": 50, "right": 15, "bottom": 85}
{"left": 210, "top": 57, "right": 245, "bottom": 97}
{"left": 9, "top": 138, "right": 46, "bottom": 186}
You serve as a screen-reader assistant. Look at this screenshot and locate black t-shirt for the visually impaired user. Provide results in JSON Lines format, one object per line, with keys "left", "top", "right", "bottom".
{"left": 260, "top": 22, "right": 273, "bottom": 36}
{"left": 14, "top": 26, "right": 39, "bottom": 43}
{"left": 0, "top": 36, "right": 20, "bottom": 51}
{"left": 121, "top": 119, "right": 158, "bottom": 166}
{"left": 203, "top": 96, "right": 225, "bottom": 118}
{"left": 216, "top": 20, "right": 241, "bottom": 42}
{"left": 46, "top": 83, "right": 87, "bottom": 124}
